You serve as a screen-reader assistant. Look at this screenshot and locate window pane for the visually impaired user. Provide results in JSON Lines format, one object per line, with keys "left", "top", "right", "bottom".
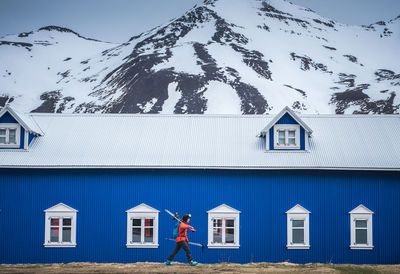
{"left": 288, "top": 137, "right": 295, "bottom": 145}
{"left": 144, "top": 228, "right": 153, "bottom": 243}
{"left": 292, "top": 220, "right": 304, "bottom": 228}
{"left": 356, "top": 229, "right": 368, "bottom": 244}
{"left": 288, "top": 130, "right": 295, "bottom": 137}
{"left": 132, "top": 218, "right": 141, "bottom": 227}
{"left": 213, "top": 219, "right": 222, "bottom": 228}
{"left": 9, "top": 129, "right": 16, "bottom": 144}
{"left": 62, "top": 227, "right": 71, "bottom": 242}
{"left": 213, "top": 227, "right": 222, "bottom": 243}
{"left": 226, "top": 228, "right": 234, "bottom": 243}
{"left": 355, "top": 220, "right": 367, "bottom": 228}
{"left": 226, "top": 219, "right": 234, "bottom": 228}
{"left": 63, "top": 218, "right": 71, "bottom": 226}
{"left": 132, "top": 228, "right": 141, "bottom": 242}
{"left": 145, "top": 218, "right": 153, "bottom": 227}
{"left": 292, "top": 229, "right": 304, "bottom": 244}
{"left": 50, "top": 227, "right": 59, "bottom": 242}
{"left": 0, "top": 137, "right": 5, "bottom": 144}
{"left": 51, "top": 218, "right": 59, "bottom": 226}
{"left": 0, "top": 129, "right": 6, "bottom": 135}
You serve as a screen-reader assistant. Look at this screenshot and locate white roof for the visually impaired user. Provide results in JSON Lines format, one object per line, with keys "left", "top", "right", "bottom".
{"left": 0, "top": 113, "right": 399, "bottom": 170}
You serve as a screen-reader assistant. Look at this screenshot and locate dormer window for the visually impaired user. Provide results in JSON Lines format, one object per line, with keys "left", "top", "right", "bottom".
{"left": 274, "top": 124, "right": 300, "bottom": 149}
{"left": 0, "top": 124, "right": 21, "bottom": 147}
{"left": 259, "top": 106, "right": 312, "bottom": 151}
{"left": 0, "top": 105, "right": 43, "bottom": 149}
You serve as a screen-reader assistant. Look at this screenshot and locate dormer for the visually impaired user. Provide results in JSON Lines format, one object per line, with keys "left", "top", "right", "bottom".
{"left": 259, "top": 106, "right": 312, "bottom": 151}
{"left": 0, "top": 105, "right": 43, "bottom": 150}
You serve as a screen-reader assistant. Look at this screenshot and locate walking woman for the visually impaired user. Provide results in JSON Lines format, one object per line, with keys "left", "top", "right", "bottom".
{"left": 166, "top": 214, "right": 198, "bottom": 266}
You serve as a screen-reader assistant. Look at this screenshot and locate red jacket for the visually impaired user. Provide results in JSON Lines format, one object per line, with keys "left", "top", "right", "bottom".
{"left": 176, "top": 222, "right": 193, "bottom": 242}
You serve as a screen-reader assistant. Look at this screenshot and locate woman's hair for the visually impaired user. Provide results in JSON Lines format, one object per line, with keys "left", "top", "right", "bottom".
{"left": 182, "top": 214, "right": 191, "bottom": 222}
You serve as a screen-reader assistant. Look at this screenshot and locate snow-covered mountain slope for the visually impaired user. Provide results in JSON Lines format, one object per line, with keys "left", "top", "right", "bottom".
{"left": 1, "top": 0, "right": 399, "bottom": 114}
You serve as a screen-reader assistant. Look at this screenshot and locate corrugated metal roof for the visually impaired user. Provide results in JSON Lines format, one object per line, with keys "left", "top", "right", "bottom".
{"left": 0, "top": 113, "right": 399, "bottom": 170}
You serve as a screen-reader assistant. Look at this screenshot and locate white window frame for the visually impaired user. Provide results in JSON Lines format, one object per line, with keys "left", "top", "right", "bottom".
{"left": 286, "top": 204, "right": 310, "bottom": 249}
{"left": 0, "top": 123, "right": 21, "bottom": 148}
{"left": 349, "top": 205, "right": 373, "bottom": 250}
{"left": 273, "top": 124, "right": 300, "bottom": 149}
{"left": 44, "top": 203, "right": 77, "bottom": 248}
{"left": 207, "top": 204, "right": 240, "bottom": 249}
{"left": 126, "top": 203, "right": 159, "bottom": 248}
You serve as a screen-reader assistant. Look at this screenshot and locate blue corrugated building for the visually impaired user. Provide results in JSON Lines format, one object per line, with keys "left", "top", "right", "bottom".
{"left": 0, "top": 105, "right": 399, "bottom": 264}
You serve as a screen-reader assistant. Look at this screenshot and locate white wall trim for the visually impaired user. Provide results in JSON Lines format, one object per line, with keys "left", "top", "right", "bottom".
{"left": 273, "top": 124, "right": 301, "bottom": 150}
{"left": 207, "top": 205, "right": 240, "bottom": 249}
{"left": 126, "top": 204, "right": 159, "bottom": 248}
{"left": 286, "top": 205, "right": 310, "bottom": 249}
{"left": 349, "top": 205, "right": 373, "bottom": 250}
{"left": 44, "top": 204, "right": 77, "bottom": 248}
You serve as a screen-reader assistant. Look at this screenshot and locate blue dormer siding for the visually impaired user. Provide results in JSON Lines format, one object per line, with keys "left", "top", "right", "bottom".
{"left": 276, "top": 113, "right": 298, "bottom": 124}
{"left": 20, "top": 128, "right": 25, "bottom": 149}
{"left": 269, "top": 114, "right": 306, "bottom": 150}
{"left": 0, "top": 112, "right": 17, "bottom": 123}
{"left": 29, "top": 133, "right": 35, "bottom": 145}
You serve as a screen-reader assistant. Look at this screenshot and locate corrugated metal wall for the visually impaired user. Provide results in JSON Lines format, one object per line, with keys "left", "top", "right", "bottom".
{"left": 0, "top": 169, "right": 399, "bottom": 264}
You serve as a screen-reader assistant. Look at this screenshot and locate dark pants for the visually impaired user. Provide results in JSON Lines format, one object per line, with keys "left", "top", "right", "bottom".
{"left": 167, "top": 240, "right": 192, "bottom": 262}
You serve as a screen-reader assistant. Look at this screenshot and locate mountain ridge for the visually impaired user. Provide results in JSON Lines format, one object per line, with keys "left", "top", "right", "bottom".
{"left": 0, "top": 0, "right": 399, "bottom": 114}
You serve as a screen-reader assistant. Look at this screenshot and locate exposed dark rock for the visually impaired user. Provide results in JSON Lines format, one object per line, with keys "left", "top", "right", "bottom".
{"left": 313, "top": 19, "right": 334, "bottom": 28}
{"left": 0, "top": 95, "right": 14, "bottom": 107}
{"left": 80, "top": 59, "right": 89, "bottom": 64}
{"left": 56, "top": 70, "right": 71, "bottom": 84}
{"left": 63, "top": 57, "right": 71, "bottom": 61}
{"left": 354, "top": 92, "right": 399, "bottom": 114}
{"left": 375, "top": 69, "right": 400, "bottom": 82}
{"left": 260, "top": 2, "right": 291, "bottom": 16}
{"left": 323, "top": 45, "right": 336, "bottom": 50}
{"left": 382, "top": 27, "right": 393, "bottom": 36}
{"left": 343, "top": 54, "right": 358, "bottom": 63}
{"left": 38, "top": 26, "right": 102, "bottom": 42}
{"left": 56, "top": 97, "right": 75, "bottom": 113}
{"left": 284, "top": 84, "right": 307, "bottom": 98}
{"left": 375, "top": 21, "right": 386, "bottom": 26}
{"left": 329, "top": 84, "right": 399, "bottom": 114}
{"left": 0, "top": 41, "right": 33, "bottom": 51}
{"left": 74, "top": 102, "right": 104, "bottom": 113}
{"left": 174, "top": 73, "right": 208, "bottom": 114}
{"left": 18, "top": 31, "right": 33, "bottom": 37}
{"left": 211, "top": 13, "right": 249, "bottom": 45}
{"left": 290, "top": 52, "right": 331, "bottom": 73}
{"left": 257, "top": 24, "right": 270, "bottom": 31}
{"left": 292, "top": 101, "right": 307, "bottom": 111}
{"left": 32, "top": 90, "right": 63, "bottom": 113}
{"left": 336, "top": 73, "right": 356, "bottom": 88}
{"left": 230, "top": 43, "right": 272, "bottom": 80}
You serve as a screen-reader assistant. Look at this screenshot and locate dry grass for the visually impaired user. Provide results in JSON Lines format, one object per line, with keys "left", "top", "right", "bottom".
{"left": 0, "top": 262, "right": 399, "bottom": 273}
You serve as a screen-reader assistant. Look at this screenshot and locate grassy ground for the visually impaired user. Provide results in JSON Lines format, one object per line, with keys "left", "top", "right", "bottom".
{"left": 0, "top": 262, "right": 399, "bottom": 273}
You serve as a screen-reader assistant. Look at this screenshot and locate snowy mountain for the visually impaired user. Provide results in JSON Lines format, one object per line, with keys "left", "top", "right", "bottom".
{"left": 1, "top": 0, "right": 399, "bottom": 114}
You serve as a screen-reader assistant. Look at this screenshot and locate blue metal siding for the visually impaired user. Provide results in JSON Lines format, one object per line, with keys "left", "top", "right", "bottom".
{"left": 0, "top": 169, "right": 399, "bottom": 264}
